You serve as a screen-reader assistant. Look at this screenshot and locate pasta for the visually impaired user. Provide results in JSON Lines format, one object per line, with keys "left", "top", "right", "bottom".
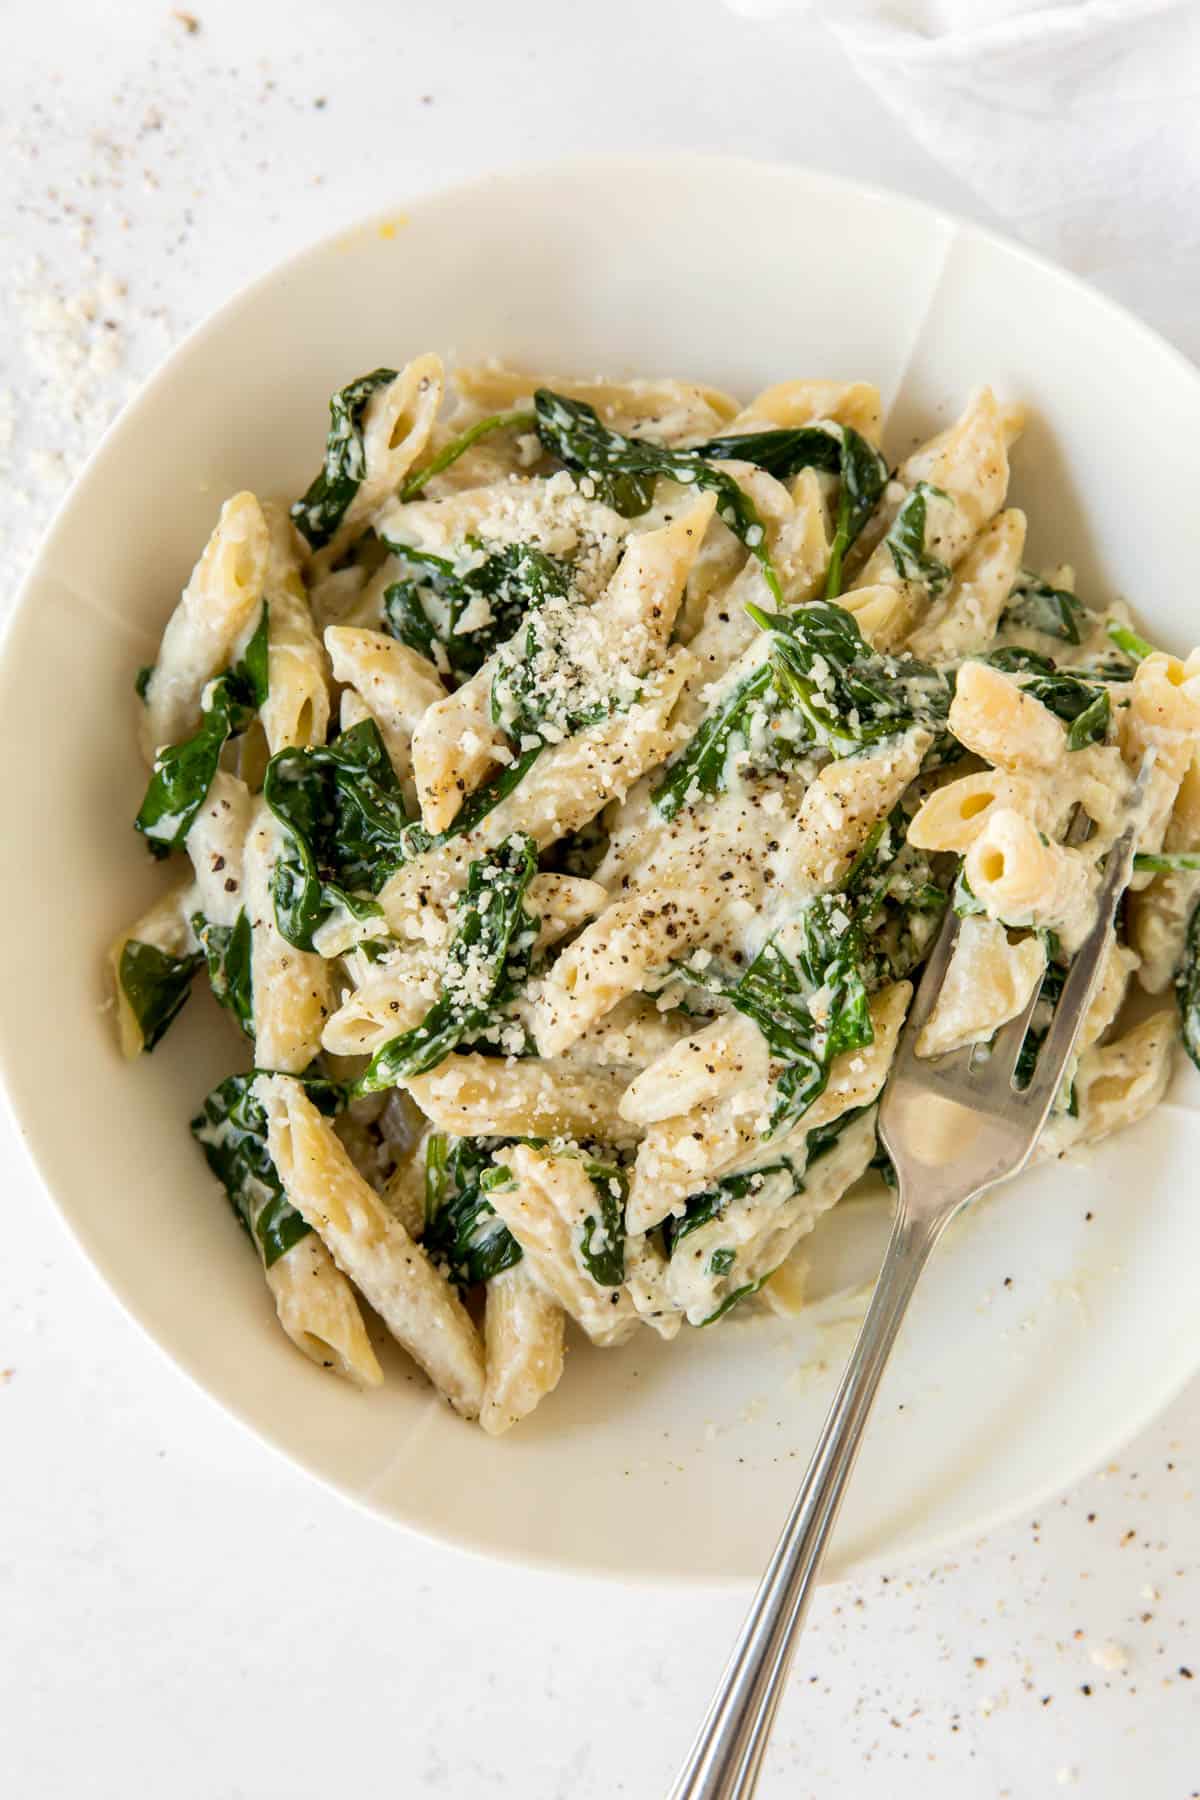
{"left": 244, "top": 798, "right": 333, "bottom": 1072}
{"left": 139, "top": 491, "right": 269, "bottom": 762}
{"left": 480, "top": 1262, "right": 566, "bottom": 1437}
{"left": 258, "top": 503, "right": 331, "bottom": 754}
{"left": 108, "top": 353, "right": 1200, "bottom": 1432}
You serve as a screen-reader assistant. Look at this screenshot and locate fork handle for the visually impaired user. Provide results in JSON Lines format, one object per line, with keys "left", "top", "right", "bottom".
{"left": 666, "top": 1205, "right": 946, "bottom": 1800}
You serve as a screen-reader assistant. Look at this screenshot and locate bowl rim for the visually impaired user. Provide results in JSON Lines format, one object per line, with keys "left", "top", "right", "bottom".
{"left": 5, "top": 150, "right": 1200, "bottom": 1589}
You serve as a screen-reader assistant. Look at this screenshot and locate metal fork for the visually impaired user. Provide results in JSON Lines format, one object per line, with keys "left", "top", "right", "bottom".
{"left": 667, "top": 794, "right": 1146, "bottom": 1800}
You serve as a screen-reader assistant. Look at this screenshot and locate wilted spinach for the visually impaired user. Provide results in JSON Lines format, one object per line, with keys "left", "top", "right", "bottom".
{"left": 382, "top": 539, "right": 572, "bottom": 683}
{"left": 532, "top": 388, "right": 783, "bottom": 602}
{"left": 1134, "top": 850, "right": 1200, "bottom": 875}
{"left": 489, "top": 587, "right": 628, "bottom": 743}
{"left": 697, "top": 1274, "right": 771, "bottom": 1326}
{"left": 662, "top": 1103, "right": 870, "bottom": 1319}
{"left": 976, "top": 647, "right": 1111, "bottom": 748}
{"left": 291, "top": 368, "right": 398, "bottom": 549}
{"left": 1002, "top": 572, "right": 1088, "bottom": 644}
{"left": 661, "top": 1158, "right": 803, "bottom": 1259}
{"left": 398, "top": 409, "right": 538, "bottom": 502}
{"left": 1107, "top": 622, "right": 1157, "bottom": 663}
{"left": 1177, "top": 902, "right": 1200, "bottom": 1073}
{"left": 192, "top": 910, "right": 254, "bottom": 1037}
{"left": 135, "top": 606, "right": 269, "bottom": 858}
{"left": 883, "top": 482, "right": 952, "bottom": 599}
{"left": 263, "top": 719, "right": 410, "bottom": 950}
{"left": 845, "top": 808, "right": 948, "bottom": 981}
{"left": 653, "top": 601, "right": 947, "bottom": 819}
{"left": 1014, "top": 952, "right": 1067, "bottom": 1093}
{"left": 729, "top": 896, "right": 875, "bottom": 1131}
{"left": 118, "top": 938, "right": 203, "bottom": 1051}
{"left": 578, "top": 1159, "right": 627, "bottom": 1287}
{"left": 689, "top": 421, "right": 887, "bottom": 601}
{"left": 422, "top": 1134, "right": 523, "bottom": 1288}
{"left": 191, "top": 1069, "right": 345, "bottom": 1267}
{"left": 651, "top": 663, "right": 774, "bottom": 820}
{"left": 747, "top": 599, "right": 951, "bottom": 758}
{"left": 351, "top": 834, "right": 539, "bottom": 1094}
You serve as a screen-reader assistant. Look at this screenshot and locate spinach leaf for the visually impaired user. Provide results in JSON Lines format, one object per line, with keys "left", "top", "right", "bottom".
{"left": 654, "top": 599, "right": 949, "bottom": 816}
{"left": 661, "top": 1158, "right": 804, "bottom": 1259}
{"left": 1063, "top": 688, "right": 1111, "bottom": 750}
{"left": 824, "top": 428, "right": 889, "bottom": 600}
{"left": 1020, "top": 672, "right": 1105, "bottom": 730}
{"left": 578, "top": 1159, "right": 627, "bottom": 1287}
{"left": 689, "top": 422, "right": 886, "bottom": 601}
{"left": 1062, "top": 659, "right": 1133, "bottom": 683}
{"left": 134, "top": 606, "right": 269, "bottom": 858}
{"left": 531, "top": 389, "right": 656, "bottom": 515}
{"left": 383, "top": 568, "right": 443, "bottom": 664}
{"left": 533, "top": 388, "right": 783, "bottom": 603}
{"left": 803, "top": 1103, "right": 872, "bottom": 1168}
{"left": 1134, "top": 850, "right": 1200, "bottom": 874}
{"left": 1015, "top": 670, "right": 1110, "bottom": 744}
{"left": 290, "top": 367, "right": 398, "bottom": 550}
{"left": 1002, "top": 572, "right": 1088, "bottom": 644}
{"left": 842, "top": 810, "right": 900, "bottom": 898}
{"left": 489, "top": 586, "right": 631, "bottom": 744}
{"left": 661, "top": 1100, "right": 868, "bottom": 1265}
{"left": 976, "top": 648, "right": 1111, "bottom": 748}
{"left": 660, "top": 1177, "right": 732, "bottom": 1258}
{"left": 747, "top": 599, "right": 951, "bottom": 758}
{"left": 693, "top": 424, "right": 843, "bottom": 482}
{"left": 357, "top": 937, "right": 396, "bottom": 962}
{"left": 1176, "top": 901, "right": 1200, "bottom": 1073}
{"left": 1107, "top": 621, "right": 1157, "bottom": 663}
{"left": 952, "top": 864, "right": 987, "bottom": 918}
{"left": 238, "top": 599, "right": 270, "bottom": 705}
{"left": 422, "top": 1134, "right": 522, "bottom": 1288}
{"left": 437, "top": 743, "right": 545, "bottom": 840}
{"left": 726, "top": 893, "right": 875, "bottom": 1133}
{"left": 118, "top": 938, "right": 203, "bottom": 1051}
{"left": 708, "top": 1247, "right": 737, "bottom": 1278}
{"left": 352, "top": 834, "right": 539, "bottom": 1094}
{"left": 382, "top": 540, "right": 573, "bottom": 684}
{"left": 191, "top": 1068, "right": 344, "bottom": 1267}
{"left": 846, "top": 812, "right": 948, "bottom": 981}
{"left": 883, "top": 482, "right": 952, "bottom": 599}
{"left": 263, "top": 719, "right": 410, "bottom": 950}
{"left": 674, "top": 808, "right": 937, "bottom": 1133}
{"left": 398, "top": 409, "right": 538, "bottom": 502}
{"left": 192, "top": 910, "right": 253, "bottom": 1036}
{"left": 1014, "top": 954, "right": 1067, "bottom": 1092}
{"left": 698, "top": 1273, "right": 771, "bottom": 1326}
{"left": 134, "top": 664, "right": 153, "bottom": 702}
{"left": 135, "top": 694, "right": 244, "bottom": 858}
{"left": 392, "top": 743, "right": 548, "bottom": 869}
{"left": 982, "top": 645, "right": 1056, "bottom": 677}
{"left": 651, "top": 663, "right": 774, "bottom": 819}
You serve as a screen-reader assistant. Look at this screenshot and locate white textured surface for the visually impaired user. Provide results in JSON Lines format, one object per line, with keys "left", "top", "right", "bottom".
{"left": 1, "top": 4, "right": 1197, "bottom": 1796}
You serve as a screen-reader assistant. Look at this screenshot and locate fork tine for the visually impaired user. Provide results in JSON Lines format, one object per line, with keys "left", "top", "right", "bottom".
{"left": 985, "top": 962, "right": 1048, "bottom": 1086}
{"left": 898, "top": 900, "right": 961, "bottom": 1045}
{"left": 1019, "top": 805, "right": 1144, "bottom": 1117}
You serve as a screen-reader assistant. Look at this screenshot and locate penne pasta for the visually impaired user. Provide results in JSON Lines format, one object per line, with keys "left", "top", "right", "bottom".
{"left": 260, "top": 1075, "right": 485, "bottom": 1417}
{"left": 244, "top": 797, "right": 333, "bottom": 1073}
{"left": 109, "top": 355, "right": 1197, "bottom": 1432}
{"left": 140, "top": 491, "right": 269, "bottom": 761}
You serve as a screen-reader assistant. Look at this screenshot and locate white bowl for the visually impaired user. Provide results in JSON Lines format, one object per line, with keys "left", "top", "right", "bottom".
{"left": 4, "top": 155, "right": 1199, "bottom": 1586}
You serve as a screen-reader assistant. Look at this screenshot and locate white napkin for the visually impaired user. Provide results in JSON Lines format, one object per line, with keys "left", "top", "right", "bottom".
{"left": 725, "top": 0, "right": 1200, "bottom": 286}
